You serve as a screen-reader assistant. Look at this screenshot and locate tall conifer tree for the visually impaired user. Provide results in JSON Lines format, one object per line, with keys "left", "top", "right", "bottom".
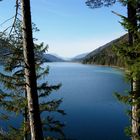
{"left": 0, "top": 20, "right": 65, "bottom": 140}
{"left": 0, "top": 1, "right": 65, "bottom": 139}
{"left": 20, "top": 0, "right": 44, "bottom": 139}
{"left": 85, "top": 0, "right": 140, "bottom": 139}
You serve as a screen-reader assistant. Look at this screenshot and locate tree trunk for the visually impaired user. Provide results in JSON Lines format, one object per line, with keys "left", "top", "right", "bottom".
{"left": 127, "top": 1, "right": 137, "bottom": 44}
{"left": 24, "top": 91, "right": 28, "bottom": 140}
{"left": 127, "top": 1, "right": 140, "bottom": 140}
{"left": 132, "top": 79, "right": 140, "bottom": 140}
{"left": 20, "top": 0, "right": 44, "bottom": 139}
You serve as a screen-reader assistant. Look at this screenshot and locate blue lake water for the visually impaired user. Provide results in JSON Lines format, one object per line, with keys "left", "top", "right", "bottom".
{"left": 0, "top": 62, "right": 130, "bottom": 140}
{"left": 44, "top": 62, "right": 130, "bottom": 140}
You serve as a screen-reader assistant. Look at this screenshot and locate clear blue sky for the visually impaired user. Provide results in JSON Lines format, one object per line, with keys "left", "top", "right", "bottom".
{"left": 0, "top": 0, "right": 127, "bottom": 57}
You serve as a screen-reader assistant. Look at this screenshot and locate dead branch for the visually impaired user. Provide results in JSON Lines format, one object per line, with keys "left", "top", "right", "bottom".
{"left": 9, "top": 0, "right": 19, "bottom": 36}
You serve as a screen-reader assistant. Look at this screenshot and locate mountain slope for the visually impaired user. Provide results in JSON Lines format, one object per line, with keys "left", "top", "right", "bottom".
{"left": 42, "top": 53, "right": 65, "bottom": 62}
{"left": 71, "top": 52, "right": 89, "bottom": 62}
{"left": 82, "top": 34, "right": 128, "bottom": 67}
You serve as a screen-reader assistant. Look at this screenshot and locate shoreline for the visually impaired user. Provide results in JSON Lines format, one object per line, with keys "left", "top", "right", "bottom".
{"left": 81, "top": 62, "right": 125, "bottom": 71}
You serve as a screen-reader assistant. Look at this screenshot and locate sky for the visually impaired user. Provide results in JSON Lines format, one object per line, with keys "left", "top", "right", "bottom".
{"left": 0, "top": 0, "right": 127, "bottom": 58}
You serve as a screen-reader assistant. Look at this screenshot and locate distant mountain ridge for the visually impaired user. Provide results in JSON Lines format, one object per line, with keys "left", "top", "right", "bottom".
{"left": 0, "top": 37, "right": 65, "bottom": 64}
{"left": 82, "top": 34, "right": 128, "bottom": 67}
{"left": 0, "top": 34, "right": 128, "bottom": 65}
{"left": 43, "top": 53, "right": 65, "bottom": 62}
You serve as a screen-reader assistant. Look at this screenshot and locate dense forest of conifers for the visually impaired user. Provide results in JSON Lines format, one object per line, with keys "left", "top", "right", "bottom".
{"left": 82, "top": 34, "right": 128, "bottom": 67}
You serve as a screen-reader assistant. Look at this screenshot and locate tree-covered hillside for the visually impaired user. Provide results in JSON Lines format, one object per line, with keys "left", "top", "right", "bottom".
{"left": 82, "top": 34, "right": 128, "bottom": 67}
{"left": 43, "top": 53, "right": 65, "bottom": 62}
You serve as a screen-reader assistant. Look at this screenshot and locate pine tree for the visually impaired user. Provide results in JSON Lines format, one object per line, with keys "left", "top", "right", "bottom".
{"left": 0, "top": 20, "right": 65, "bottom": 140}
{"left": 85, "top": 0, "right": 140, "bottom": 139}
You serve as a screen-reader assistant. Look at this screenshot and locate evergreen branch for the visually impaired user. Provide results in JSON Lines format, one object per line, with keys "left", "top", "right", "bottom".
{"left": 0, "top": 113, "right": 9, "bottom": 121}
{"left": 38, "top": 84, "right": 61, "bottom": 98}
{"left": 37, "top": 67, "right": 49, "bottom": 79}
{"left": 12, "top": 69, "right": 24, "bottom": 77}
{"left": 112, "top": 10, "right": 126, "bottom": 19}
{"left": 40, "top": 99, "right": 63, "bottom": 113}
{"left": 0, "top": 26, "right": 12, "bottom": 38}
{"left": 43, "top": 116, "right": 65, "bottom": 137}
{"left": 0, "top": 73, "right": 25, "bottom": 90}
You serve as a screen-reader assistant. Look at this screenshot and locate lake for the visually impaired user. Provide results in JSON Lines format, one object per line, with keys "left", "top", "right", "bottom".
{"left": 45, "top": 62, "right": 130, "bottom": 140}
{"left": 0, "top": 62, "right": 130, "bottom": 140}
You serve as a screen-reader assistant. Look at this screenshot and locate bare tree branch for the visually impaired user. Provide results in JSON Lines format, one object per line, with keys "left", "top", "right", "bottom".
{"left": 0, "top": 16, "right": 14, "bottom": 26}
{"left": 112, "top": 10, "right": 126, "bottom": 19}
{"left": 9, "top": 0, "right": 19, "bottom": 36}
{"left": 0, "top": 0, "right": 20, "bottom": 38}
{"left": 0, "top": 26, "right": 12, "bottom": 38}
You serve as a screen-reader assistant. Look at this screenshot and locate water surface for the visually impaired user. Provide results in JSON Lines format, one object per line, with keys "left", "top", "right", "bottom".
{"left": 45, "top": 62, "right": 130, "bottom": 140}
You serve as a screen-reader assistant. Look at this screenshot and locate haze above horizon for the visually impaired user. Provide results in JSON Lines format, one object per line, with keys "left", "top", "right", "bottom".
{"left": 0, "top": 0, "right": 127, "bottom": 57}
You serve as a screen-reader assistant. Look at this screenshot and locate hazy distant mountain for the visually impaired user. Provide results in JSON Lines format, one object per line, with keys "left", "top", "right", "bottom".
{"left": 0, "top": 38, "right": 65, "bottom": 64}
{"left": 82, "top": 34, "right": 128, "bottom": 67}
{"left": 43, "top": 53, "right": 65, "bottom": 62}
{"left": 71, "top": 52, "right": 89, "bottom": 62}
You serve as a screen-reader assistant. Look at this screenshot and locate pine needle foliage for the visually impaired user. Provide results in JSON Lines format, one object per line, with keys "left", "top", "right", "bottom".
{"left": 113, "top": 1, "right": 140, "bottom": 138}
{"left": 85, "top": 0, "right": 140, "bottom": 138}
{"left": 0, "top": 19, "right": 65, "bottom": 139}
